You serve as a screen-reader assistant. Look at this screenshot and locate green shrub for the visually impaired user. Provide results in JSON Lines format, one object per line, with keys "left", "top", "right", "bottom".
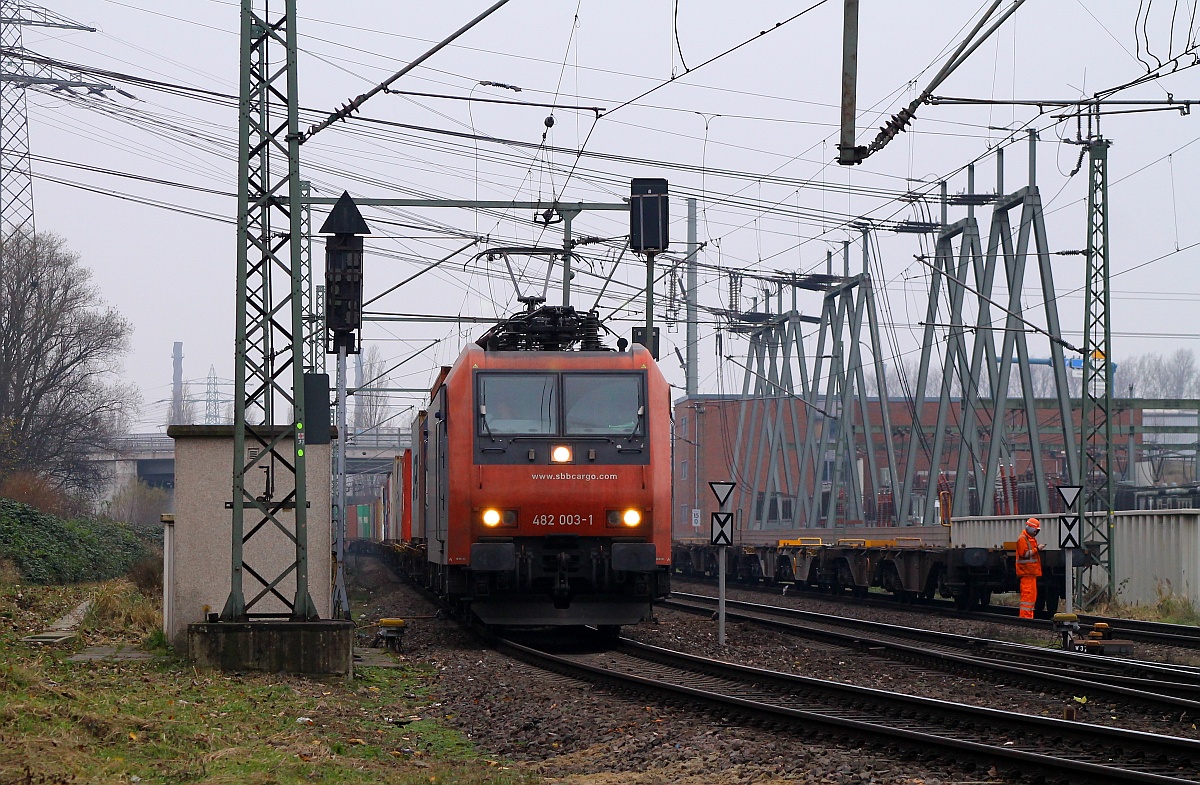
{"left": 0, "top": 498, "right": 149, "bottom": 584}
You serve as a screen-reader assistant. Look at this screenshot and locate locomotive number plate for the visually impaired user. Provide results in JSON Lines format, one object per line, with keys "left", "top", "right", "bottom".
{"left": 530, "top": 514, "right": 593, "bottom": 527}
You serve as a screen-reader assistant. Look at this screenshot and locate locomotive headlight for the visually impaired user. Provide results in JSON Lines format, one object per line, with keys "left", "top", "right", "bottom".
{"left": 551, "top": 445, "right": 573, "bottom": 463}
{"left": 606, "top": 509, "right": 645, "bottom": 528}
{"left": 481, "top": 508, "right": 517, "bottom": 527}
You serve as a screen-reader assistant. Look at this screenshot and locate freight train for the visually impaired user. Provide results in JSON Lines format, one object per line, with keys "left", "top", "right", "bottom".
{"left": 383, "top": 298, "right": 672, "bottom": 629}
{"left": 672, "top": 537, "right": 1086, "bottom": 612}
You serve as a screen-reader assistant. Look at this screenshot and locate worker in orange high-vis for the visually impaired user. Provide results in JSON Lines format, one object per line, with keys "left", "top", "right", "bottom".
{"left": 1015, "top": 517, "right": 1042, "bottom": 619}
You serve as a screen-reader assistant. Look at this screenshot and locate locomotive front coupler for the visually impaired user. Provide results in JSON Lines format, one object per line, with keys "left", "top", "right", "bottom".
{"left": 553, "top": 552, "right": 571, "bottom": 608}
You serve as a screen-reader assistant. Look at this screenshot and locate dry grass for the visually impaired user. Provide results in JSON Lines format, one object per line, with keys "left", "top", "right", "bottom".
{"left": 0, "top": 559, "right": 20, "bottom": 586}
{"left": 1087, "top": 578, "right": 1200, "bottom": 625}
{"left": 126, "top": 554, "right": 163, "bottom": 598}
{"left": 0, "top": 581, "right": 535, "bottom": 785}
{"left": 81, "top": 579, "right": 160, "bottom": 643}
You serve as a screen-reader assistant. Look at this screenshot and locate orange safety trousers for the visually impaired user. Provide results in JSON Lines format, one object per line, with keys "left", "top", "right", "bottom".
{"left": 1019, "top": 576, "right": 1037, "bottom": 619}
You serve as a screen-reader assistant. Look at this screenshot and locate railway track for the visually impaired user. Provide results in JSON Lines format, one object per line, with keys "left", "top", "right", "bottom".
{"left": 665, "top": 592, "right": 1200, "bottom": 710}
{"left": 495, "top": 634, "right": 1200, "bottom": 784}
{"left": 674, "top": 576, "right": 1200, "bottom": 650}
{"left": 958, "top": 601, "right": 1200, "bottom": 649}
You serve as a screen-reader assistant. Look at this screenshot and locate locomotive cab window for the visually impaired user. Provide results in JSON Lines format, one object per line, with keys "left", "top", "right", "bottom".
{"left": 563, "top": 373, "right": 644, "bottom": 436}
{"left": 478, "top": 373, "right": 557, "bottom": 435}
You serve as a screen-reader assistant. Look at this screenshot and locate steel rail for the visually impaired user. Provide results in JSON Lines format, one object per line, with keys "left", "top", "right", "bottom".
{"left": 672, "top": 591, "right": 1200, "bottom": 677}
{"left": 495, "top": 636, "right": 1200, "bottom": 784}
{"left": 665, "top": 593, "right": 1200, "bottom": 707}
{"left": 673, "top": 576, "right": 1200, "bottom": 650}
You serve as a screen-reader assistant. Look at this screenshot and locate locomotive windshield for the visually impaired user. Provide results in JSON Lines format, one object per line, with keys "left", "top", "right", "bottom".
{"left": 478, "top": 373, "right": 557, "bottom": 434}
{"left": 563, "top": 373, "right": 643, "bottom": 436}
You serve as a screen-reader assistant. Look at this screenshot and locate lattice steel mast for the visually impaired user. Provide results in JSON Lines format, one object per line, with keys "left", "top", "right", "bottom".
{"left": 221, "top": 0, "right": 315, "bottom": 621}
{"left": 1080, "top": 110, "right": 1115, "bottom": 602}
{"left": 0, "top": 1, "right": 107, "bottom": 238}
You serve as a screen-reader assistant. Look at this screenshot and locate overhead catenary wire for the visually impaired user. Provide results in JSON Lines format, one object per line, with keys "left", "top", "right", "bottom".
{"left": 852, "top": 0, "right": 1028, "bottom": 163}
{"left": 18, "top": 3, "right": 1200, "bottom": 412}
{"left": 303, "top": 0, "right": 514, "bottom": 140}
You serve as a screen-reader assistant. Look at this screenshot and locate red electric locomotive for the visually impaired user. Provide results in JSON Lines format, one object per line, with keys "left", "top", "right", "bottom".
{"left": 397, "top": 299, "right": 672, "bottom": 628}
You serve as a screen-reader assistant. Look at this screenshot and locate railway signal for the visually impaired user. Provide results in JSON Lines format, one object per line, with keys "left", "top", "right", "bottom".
{"left": 1056, "top": 484, "right": 1084, "bottom": 618}
{"left": 629, "top": 178, "right": 668, "bottom": 253}
{"left": 709, "top": 481, "right": 735, "bottom": 507}
{"left": 630, "top": 178, "right": 668, "bottom": 359}
{"left": 708, "top": 479, "right": 736, "bottom": 646}
{"left": 710, "top": 512, "right": 733, "bottom": 547}
{"left": 1056, "top": 485, "right": 1082, "bottom": 510}
{"left": 322, "top": 191, "right": 369, "bottom": 355}
{"left": 321, "top": 191, "right": 371, "bottom": 621}
{"left": 1059, "top": 516, "right": 1081, "bottom": 549}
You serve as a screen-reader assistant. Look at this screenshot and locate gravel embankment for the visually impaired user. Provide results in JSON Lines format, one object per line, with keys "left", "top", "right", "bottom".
{"left": 354, "top": 558, "right": 1040, "bottom": 783}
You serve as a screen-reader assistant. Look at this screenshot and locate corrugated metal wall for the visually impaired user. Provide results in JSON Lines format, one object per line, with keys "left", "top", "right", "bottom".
{"left": 1111, "top": 512, "right": 1200, "bottom": 609}
{"left": 952, "top": 511, "right": 1200, "bottom": 607}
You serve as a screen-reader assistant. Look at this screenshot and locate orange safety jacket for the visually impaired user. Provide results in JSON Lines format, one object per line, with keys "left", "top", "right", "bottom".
{"left": 1015, "top": 530, "right": 1042, "bottom": 577}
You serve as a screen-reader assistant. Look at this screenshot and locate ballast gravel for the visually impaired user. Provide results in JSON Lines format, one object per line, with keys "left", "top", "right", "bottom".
{"left": 354, "top": 557, "right": 1197, "bottom": 784}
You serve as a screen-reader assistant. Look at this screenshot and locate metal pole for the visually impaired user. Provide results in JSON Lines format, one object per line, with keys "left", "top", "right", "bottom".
{"left": 860, "top": 225, "right": 869, "bottom": 275}
{"left": 561, "top": 210, "right": 574, "bottom": 306}
{"left": 967, "top": 163, "right": 975, "bottom": 221}
{"left": 837, "top": 0, "right": 861, "bottom": 165}
{"left": 718, "top": 543, "right": 726, "bottom": 645}
{"left": 718, "top": 492, "right": 727, "bottom": 647}
{"left": 694, "top": 408, "right": 702, "bottom": 534}
{"left": 1028, "top": 128, "right": 1037, "bottom": 187}
{"left": 645, "top": 251, "right": 656, "bottom": 349}
{"left": 1064, "top": 542, "right": 1073, "bottom": 615}
{"left": 997, "top": 145, "right": 1004, "bottom": 196}
{"left": 686, "top": 198, "right": 698, "bottom": 396}
{"left": 332, "top": 344, "right": 350, "bottom": 619}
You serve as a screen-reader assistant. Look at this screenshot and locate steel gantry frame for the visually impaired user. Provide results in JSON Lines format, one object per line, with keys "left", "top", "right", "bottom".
{"left": 720, "top": 136, "right": 1079, "bottom": 535}
{"left": 222, "top": 0, "right": 316, "bottom": 621}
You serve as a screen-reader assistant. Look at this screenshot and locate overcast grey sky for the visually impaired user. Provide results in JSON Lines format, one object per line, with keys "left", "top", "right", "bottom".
{"left": 19, "top": 1, "right": 1200, "bottom": 431}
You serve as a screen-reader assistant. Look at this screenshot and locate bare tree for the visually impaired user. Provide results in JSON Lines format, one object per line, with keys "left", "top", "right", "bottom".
{"left": 0, "top": 232, "right": 136, "bottom": 492}
{"left": 105, "top": 477, "right": 170, "bottom": 530}
{"left": 1114, "top": 354, "right": 1151, "bottom": 399}
{"left": 353, "top": 344, "right": 393, "bottom": 434}
{"left": 880, "top": 357, "right": 942, "bottom": 401}
{"left": 1114, "top": 350, "right": 1199, "bottom": 399}
{"left": 165, "top": 382, "right": 200, "bottom": 426}
{"left": 1021, "top": 364, "right": 1055, "bottom": 398}
{"left": 1158, "top": 348, "right": 1198, "bottom": 398}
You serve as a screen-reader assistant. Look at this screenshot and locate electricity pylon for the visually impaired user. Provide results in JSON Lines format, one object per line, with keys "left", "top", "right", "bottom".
{"left": 0, "top": 1, "right": 112, "bottom": 238}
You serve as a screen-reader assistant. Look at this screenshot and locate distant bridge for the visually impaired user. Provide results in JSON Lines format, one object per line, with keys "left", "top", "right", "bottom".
{"left": 89, "top": 429, "right": 411, "bottom": 504}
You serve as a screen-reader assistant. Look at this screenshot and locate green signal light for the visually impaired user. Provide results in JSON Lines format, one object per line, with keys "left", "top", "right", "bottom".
{"left": 297, "top": 448, "right": 305, "bottom": 457}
